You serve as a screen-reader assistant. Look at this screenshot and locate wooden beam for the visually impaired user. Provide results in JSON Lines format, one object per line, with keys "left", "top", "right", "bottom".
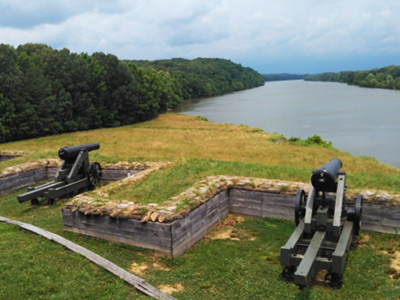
{"left": 294, "top": 231, "right": 326, "bottom": 286}
{"left": 333, "top": 174, "right": 346, "bottom": 237}
{"left": 0, "top": 216, "right": 176, "bottom": 300}
{"left": 304, "top": 183, "right": 315, "bottom": 233}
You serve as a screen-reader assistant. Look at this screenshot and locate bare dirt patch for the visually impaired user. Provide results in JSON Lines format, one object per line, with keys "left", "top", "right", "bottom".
{"left": 222, "top": 214, "right": 245, "bottom": 226}
{"left": 207, "top": 214, "right": 256, "bottom": 241}
{"left": 379, "top": 250, "right": 400, "bottom": 280}
{"left": 129, "top": 261, "right": 149, "bottom": 275}
{"left": 315, "top": 269, "right": 329, "bottom": 283}
{"left": 129, "top": 258, "right": 170, "bottom": 275}
{"left": 390, "top": 251, "right": 400, "bottom": 279}
{"left": 211, "top": 227, "right": 240, "bottom": 241}
{"left": 357, "top": 234, "right": 371, "bottom": 247}
{"left": 158, "top": 283, "right": 184, "bottom": 294}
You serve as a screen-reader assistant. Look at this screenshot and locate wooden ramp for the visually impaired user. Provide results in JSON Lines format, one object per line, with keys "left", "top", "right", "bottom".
{"left": 0, "top": 216, "right": 176, "bottom": 300}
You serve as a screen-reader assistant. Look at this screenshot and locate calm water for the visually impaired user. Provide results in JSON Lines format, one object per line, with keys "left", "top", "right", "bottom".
{"left": 175, "top": 80, "right": 400, "bottom": 168}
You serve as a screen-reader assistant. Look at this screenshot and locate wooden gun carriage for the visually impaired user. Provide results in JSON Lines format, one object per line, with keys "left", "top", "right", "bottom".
{"left": 17, "top": 143, "right": 102, "bottom": 205}
{"left": 280, "top": 158, "right": 363, "bottom": 288}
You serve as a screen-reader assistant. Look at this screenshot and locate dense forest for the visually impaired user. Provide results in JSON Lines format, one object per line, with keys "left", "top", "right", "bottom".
{"left": 0, "top": 44, "right": 264, "bottom": 142}
{"left": 132, "top": 58, "right": 265, "bottom": 99}
{"left": 262, "top": 73, "right": 304, "bottom": 81}
{"left": 304, "top": 65, "right": 400, "bottom": 90}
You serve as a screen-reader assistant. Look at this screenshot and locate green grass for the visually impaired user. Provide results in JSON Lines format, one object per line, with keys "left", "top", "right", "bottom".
{"left": 0, "top": 223, "right": 138, "bottom": 300}
{"left": 1, "top": 114, "right": 399, "bottom": 178}
{"left": 0, "top": 189, "right": 399, "bottom": 299}
{"left": 1, "top": 113, "right": 400, "bottom": 298}
{"left": 107, "top": 158, "right": 400, "bottom": 204}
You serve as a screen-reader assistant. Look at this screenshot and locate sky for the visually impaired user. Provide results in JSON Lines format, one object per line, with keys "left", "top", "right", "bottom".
{"left": 1, "top": 0, "right": 400, "bottom": 74}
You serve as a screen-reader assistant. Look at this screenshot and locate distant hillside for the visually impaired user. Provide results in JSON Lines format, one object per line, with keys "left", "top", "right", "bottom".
{"left": 304, "top": 65, "right": 400, "bottom": 90}
{"left": 131, "top": 58, "right": 265, "bottom": 99}
{"left": 262, "top": 73, "right": 304, "bottom": 81}
{"left": 0, "top": 44, "right": 264, "bottom": 142}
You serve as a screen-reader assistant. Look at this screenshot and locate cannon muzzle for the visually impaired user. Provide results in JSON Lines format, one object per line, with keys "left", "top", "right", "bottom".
{"left": 58, "top": 143, "right": 100, "bottom": 161}
{"left": 311, "top": 158, "right": 342, "bottom": 192}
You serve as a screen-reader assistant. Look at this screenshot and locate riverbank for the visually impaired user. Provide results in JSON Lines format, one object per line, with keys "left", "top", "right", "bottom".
{"left": 174, "top": 80, "right": 400, "bottom": 167}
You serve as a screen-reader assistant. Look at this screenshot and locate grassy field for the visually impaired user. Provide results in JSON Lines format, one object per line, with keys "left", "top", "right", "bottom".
{"left": 1, "top": 113, "right": 400, "bottom": 299}
{"left": 1, "top": 113, "right": 400, "bottom": 192}
{"left": 0, "top": 190, "right": 399, "bottom": 299}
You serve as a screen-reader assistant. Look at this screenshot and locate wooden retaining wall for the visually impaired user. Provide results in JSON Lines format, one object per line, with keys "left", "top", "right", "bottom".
{"left": 0, "top": 168, "right": 48, "bottom": 195}
{"left": 171, "top": 190, "right": 229, "bottom": 258}
{"left": 362, "top": 203, "right": 400, "bottom": 235}
{"left": 63, "top": 210, "right": 173, "bottom": 255}
{"left": 62, "top": 188, "right": 400, "bottom": 258}
{"left": 230, "top": 188, "right": 400, "bottom": 235}
{"left": 0, "top": 155, "right": 18, "bottom": 162}
{"left": 229, "top": 189, "right": 293, "bottom": 220}
{"left": 62, "top": 190, "right": 230, "bottom": 258}
{"left": 0, "top": 167, "right": 137, "bottom": 195}
{"left": 1, "top": 168, "right": 398, "bottom": 257}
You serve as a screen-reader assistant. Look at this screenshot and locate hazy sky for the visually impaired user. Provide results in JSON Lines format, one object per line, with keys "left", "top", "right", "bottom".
{"left": 1, "top": 0, "right": 399, "bottom": 74}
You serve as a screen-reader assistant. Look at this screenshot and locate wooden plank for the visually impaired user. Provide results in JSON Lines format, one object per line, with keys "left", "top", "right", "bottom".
{"left": 361, "top": 223, "right": 399, "bottom": 234}
{"left": 261, "top": 193, "right": 294, "bottom": 219}
{"left": 304, "top": 183, "right": 315, "bottom": 233}
{"left": 333, "top": 174, "right": 345, "bottom": 237}
{"left": 68, "top": 212, "right": 171, "bottom": 238}
{"left": 281, "top": 222, "right": 304, "bottom": 266}
{"left": 295, "top": 231, "right": 326, "bottom": 286}
{"left": 380, "top": 217, "right": 400, "bottom": 227}
{"left": 380, "top": 206, "right": 400, "bottom": 219}
{"left": 230, "top": 204, "right": 263, "bottom": 217}
{"left": 332, "top": 221, "right": 353, "bottom": 274}
{"left": 362, "top": 204, "right": 381, "bottom": 222}
{"left": 101, "top": 169, "right": 139, "bottom": 182}
{"left": 46, "top": 167, "right": 58, "bottom": 178}
{"left": 229, "top": 198, "right": 262, "bottom": 210}
{"left": 230, "top": 197, "right": 263, "bottom": 208}
{"left": 262, "top": 206, "right": 292, "bottom": 220}
{"left": 0, "top": 170, "right": 35, "bottom": 194}
{"left": 63, "top": 210, "right": 173, "bottom": 249}
{"left": 361, "top": 213, "right": 381, "bottom": 223}
{"left": 230, "top": 190, "right": 263, "bottom": 205}
{"left": 0, "top": 216, "right": 176, "bottom": 300}
{"left": 63, "top": 211, "right": 172, "bottom": 248}
{"left": 33, "top": 168, "right": 48, "bottom": 182}
{"left": 64, "top": 225, "right": 172, "bottom": 254}
{"left": 261, "top": 194, "right": 295, "bottom": 208}
{"left": 171, "top": 192, "right": 228, "bottom": 257}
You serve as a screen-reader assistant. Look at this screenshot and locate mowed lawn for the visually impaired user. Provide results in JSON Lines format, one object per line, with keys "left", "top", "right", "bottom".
{"left": 0, "top": 113, "right": 400, "bottom": 299}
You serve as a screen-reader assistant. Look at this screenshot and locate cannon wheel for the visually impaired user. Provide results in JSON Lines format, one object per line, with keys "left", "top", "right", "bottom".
{"left": 281, "top": 266, "right": 296, "bottom": 282}
{"left": 88, "top": 162, "right": 102, "bottom": 188}
{"left": 31, "top": 198, "right": 39, "bottom": 206}
{"left": 325, "top": 272, "right": 342, "bottom": 289}
{"left": 354, "top": 194, "right": 363, "bottom": 236}
{"left": 295, "top": 189, "right": 306, "bottom": 225}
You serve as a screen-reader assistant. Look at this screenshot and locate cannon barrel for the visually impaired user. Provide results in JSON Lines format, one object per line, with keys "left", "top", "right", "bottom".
{"left": 58, "top": 143, "right": 100, "bottom": 161}
{"left": 311, "top": 158, "right": 342, "bottom": 192}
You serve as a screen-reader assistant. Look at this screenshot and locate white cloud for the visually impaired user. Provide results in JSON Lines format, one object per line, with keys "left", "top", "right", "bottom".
{"left": 1, "top": 0, "right": 400, "bottom": 72}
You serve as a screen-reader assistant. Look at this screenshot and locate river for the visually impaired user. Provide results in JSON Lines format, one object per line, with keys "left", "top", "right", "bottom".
{"left": 174, "top": 80, "right": 400, "bottom": 168}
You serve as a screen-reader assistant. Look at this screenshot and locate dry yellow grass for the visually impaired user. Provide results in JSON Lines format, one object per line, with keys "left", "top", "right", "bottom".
{"left": 0, "top": 113, "right": 398, "bottom": 175}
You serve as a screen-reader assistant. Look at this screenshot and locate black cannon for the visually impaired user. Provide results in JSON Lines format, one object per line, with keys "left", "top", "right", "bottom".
{"left": 280, "top": 158, "right": 363, "bottom": 288}
{"left": 18, "top": 143, "right": 102, "bottom": 205}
